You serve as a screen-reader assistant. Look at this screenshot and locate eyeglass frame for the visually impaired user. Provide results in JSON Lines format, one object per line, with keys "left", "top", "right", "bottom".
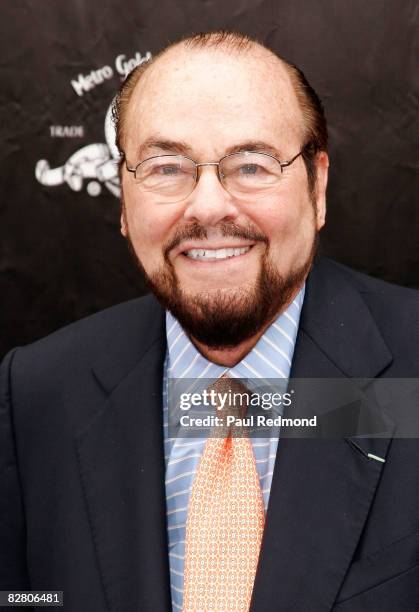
{"left": 124, "top": 146, "right": 308, "bottom": 199}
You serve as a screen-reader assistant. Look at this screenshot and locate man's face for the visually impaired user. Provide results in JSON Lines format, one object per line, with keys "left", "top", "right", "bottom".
{"left": 121, "top": 47, "right": 328, "bottom": 348}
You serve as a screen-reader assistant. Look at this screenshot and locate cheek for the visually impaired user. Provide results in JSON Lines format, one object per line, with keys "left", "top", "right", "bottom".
{"left": 246, "top": 192, "right": 309, "bottom": 241}
{"left": 244, "top": 186, "right": 316, "bottom": 266}
{"left": 123, "top": 183, "right": 183, "bottom": 265}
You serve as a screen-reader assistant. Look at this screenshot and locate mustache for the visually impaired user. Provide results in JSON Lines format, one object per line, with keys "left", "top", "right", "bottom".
{"left": 163, "top": 222, "right": 269, "bottom": 259}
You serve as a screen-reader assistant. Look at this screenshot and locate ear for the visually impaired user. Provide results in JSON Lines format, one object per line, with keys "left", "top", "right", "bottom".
{"left": 120, "top": 202, "right": 128, "bottom": 237}
{"left": 120, "top": 212, "right": 128, "bottom": 237}
{"left": 120, "top": 185, "right": 128, "bottom": 236}
{"left": 314, "top": 152, "right": 329, "bottom": 230}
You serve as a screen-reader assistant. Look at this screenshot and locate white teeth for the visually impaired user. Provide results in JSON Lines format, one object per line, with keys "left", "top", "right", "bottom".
{"left": 185, "top": 246, "right": 251, "bottom": 260}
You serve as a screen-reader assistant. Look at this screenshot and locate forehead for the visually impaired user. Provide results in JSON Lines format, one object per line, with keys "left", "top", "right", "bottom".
{"left": 124, "top": 46, "right": 304, "bottom": 159}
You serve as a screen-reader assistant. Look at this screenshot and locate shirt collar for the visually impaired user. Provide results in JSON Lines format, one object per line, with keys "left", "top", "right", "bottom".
{"left": 165, "top": 284, "right": 305, "bottom": 383}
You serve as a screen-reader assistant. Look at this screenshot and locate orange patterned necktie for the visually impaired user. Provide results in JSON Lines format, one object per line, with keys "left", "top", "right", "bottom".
{"left": 183, "top": 377, "right": 265, "bottom": 612}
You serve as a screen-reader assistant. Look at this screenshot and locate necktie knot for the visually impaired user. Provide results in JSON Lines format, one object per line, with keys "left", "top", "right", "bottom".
{"left": 208, "top": 375, "right": 251, "bottom": 436}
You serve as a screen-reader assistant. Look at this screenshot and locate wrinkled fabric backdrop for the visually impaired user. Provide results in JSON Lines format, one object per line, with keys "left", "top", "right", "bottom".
{"left": 0, "top": 0, "right": 418, "bottom": 358}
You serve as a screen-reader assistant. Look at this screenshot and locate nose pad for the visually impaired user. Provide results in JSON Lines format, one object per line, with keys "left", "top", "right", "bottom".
{"left": 183, "top": 166, "right": 238, "bottom": 225}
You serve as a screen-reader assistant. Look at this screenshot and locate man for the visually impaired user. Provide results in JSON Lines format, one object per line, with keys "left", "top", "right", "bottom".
{"left": 1, "top": 30, "right": 419, "bottom": 612}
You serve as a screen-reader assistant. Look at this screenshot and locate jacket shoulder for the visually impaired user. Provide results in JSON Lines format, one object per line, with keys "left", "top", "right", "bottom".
{"left": 4, "top": 294, "right": 165, "bottom": 386}
{"left": 321, "top": 257, "right": 419, "bottom": 318}
{"left": 318, "top": 258, "right": 419, "bottom": 373}
{"left": 323, "top": 257, "right": 419, "bottom": 299}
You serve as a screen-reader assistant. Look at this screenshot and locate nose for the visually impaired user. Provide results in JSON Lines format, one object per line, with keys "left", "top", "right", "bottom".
{"left": 183, "top": 165, "right": 240, "bottom": 226}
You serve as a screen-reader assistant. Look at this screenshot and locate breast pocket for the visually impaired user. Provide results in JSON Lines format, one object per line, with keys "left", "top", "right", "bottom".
{"left": 334, "top": 530, "right": 419, "bottom": 611}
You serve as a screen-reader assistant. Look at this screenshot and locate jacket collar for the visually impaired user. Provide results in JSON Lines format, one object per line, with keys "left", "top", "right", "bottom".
{"left": 293, "top": 256, "right": 392, "bottom": 379}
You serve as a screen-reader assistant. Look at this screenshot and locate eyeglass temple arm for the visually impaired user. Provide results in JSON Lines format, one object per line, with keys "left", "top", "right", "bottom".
{"left": 125, "top": 159, "right": 136, "bottom": 173}
{"left": 279, "top": 150, "right": 304, "bottom": 170}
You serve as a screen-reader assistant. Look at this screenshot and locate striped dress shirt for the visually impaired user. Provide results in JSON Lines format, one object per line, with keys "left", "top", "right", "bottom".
{"left": 164, "top": 285, "right": 305, "bottom": 611}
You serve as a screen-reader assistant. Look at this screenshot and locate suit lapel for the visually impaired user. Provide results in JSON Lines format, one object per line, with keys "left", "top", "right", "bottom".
{"left": 75, "top": 299, "right": 171, "bottom": 612}
{"left": 251, "top": 258, "right": 395, "bottom": 612}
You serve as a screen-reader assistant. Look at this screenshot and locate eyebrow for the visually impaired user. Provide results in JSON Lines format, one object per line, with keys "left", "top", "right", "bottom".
{"left": 137, "top": 138, "right": 193, "bottom": 159}
{"left": 136, "top": 138, "right": 284, "bottom": 161}
{"left": 224, "top": 141, "right": 283, "bottom": 158}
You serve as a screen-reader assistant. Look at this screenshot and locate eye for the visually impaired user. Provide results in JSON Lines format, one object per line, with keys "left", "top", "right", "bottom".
{"left": 155, "top": 164, "right": 181, "bottom": 176}
{"left": 239, "top": 164, "right": 260, "bottom": 175}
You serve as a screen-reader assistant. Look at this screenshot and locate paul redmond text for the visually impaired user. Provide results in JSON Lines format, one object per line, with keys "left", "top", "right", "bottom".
{"left": 179, "top": 415, "right": 318, "bottom": 428}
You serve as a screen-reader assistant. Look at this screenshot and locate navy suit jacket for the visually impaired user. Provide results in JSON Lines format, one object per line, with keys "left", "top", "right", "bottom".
{"left": 1, "top": 256, "right": 419, "bottom": 611}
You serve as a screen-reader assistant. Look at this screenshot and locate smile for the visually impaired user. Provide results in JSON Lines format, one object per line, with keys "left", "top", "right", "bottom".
{"left": 183, "top": 246, "right": 252, "bottom": 261}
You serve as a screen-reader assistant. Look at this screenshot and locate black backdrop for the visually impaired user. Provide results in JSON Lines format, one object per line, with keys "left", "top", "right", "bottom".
{"left": 1, "top": 0, "right": 418, "bottom": 358}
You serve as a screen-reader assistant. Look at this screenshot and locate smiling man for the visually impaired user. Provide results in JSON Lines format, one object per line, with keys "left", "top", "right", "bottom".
{"left": 1, "top": 30, "right": 419, "bottom": 612}
{"left": 117, "top": 34, "right": 328, "bottom": 363}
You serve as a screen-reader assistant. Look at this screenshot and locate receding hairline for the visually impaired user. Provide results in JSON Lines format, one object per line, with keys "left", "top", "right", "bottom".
{"left": 139, "top": 34, "right": 291, "bottom": 93}
{"left": 120, "top": 35, "right": 300, "bottom": 149}
{"left": 161, "top": 33, "right": 282, "bottom": 66}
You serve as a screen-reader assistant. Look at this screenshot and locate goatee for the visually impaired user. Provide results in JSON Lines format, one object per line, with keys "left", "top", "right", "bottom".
{"left": 126, "top": 222, "right": 318, "bottom": 349}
